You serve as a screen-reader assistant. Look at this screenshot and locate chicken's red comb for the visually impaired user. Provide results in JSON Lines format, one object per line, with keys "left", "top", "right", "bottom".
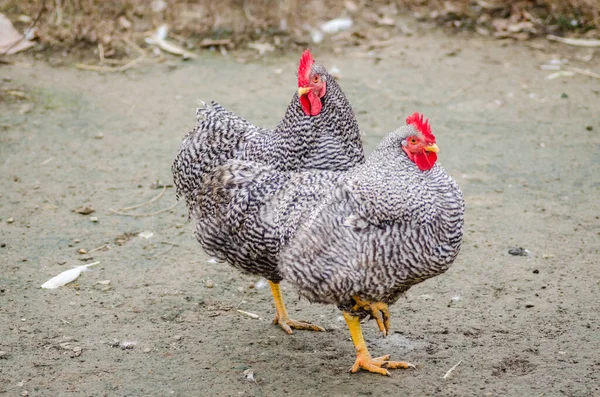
{"left": 406, "top": 112, "right": 435, "bottom": 142}
{"left": 297, "top": 49, "right": 314, "bottom": 87}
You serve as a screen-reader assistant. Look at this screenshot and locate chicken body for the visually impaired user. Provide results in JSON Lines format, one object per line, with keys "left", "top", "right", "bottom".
{"left": 172, "top": 55, "right": 364, "bottom": 334}
{"left": 208, "top": 118, "right": 464, "bottom": 374}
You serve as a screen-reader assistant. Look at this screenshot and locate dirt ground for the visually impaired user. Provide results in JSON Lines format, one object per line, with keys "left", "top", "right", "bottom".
{"left": 1, "top": 18, "right": 599, "bottom": 397}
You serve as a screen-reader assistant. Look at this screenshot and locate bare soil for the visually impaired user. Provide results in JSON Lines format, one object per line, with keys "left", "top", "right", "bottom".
{"left": 1, "top": 20, "right": 599, "bottom": 397}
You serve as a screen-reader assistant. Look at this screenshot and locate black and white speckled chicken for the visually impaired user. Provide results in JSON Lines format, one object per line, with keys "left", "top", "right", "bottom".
{"left": 207, "top": 113, "right": 464, "bottom": 375}
{"left": 172, "top": 50, "right": 364, "bottom": 334}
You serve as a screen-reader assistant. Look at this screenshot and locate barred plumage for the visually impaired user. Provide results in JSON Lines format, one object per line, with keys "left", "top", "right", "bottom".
{"left": 172, "top": 64, "right": 363, "bottom": 218}
{"left": 208, "top": 123, "right": 464, "bottom": 311}
{"left": 171, "top": 55, "right": 364, "bottom": 296}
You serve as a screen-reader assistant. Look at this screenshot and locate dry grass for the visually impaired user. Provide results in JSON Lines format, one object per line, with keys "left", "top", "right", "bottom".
{"left": 1, "top": 0, "right": 598, "bottom": 59}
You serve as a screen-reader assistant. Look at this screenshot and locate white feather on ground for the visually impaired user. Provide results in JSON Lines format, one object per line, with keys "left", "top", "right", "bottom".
{"left": 41, "top": 262, "right": 100, "bottom": 289}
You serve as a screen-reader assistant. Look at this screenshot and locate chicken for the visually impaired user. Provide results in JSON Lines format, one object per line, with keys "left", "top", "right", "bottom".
{"left": 207, "top": 113, "right": 464, "bottom": 375}
{"left": 172, "top": 49, "right": 364, "bottom": 334}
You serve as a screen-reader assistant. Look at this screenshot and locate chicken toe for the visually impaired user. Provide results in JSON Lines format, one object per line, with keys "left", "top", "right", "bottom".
{"left": 270, "top": 281, "right": 325, "bottom": 334}
{"left": 344, "top": 312, "right": 415, "bottom": 376}
{"left": 351, "top": 296, "right": 391, "bottom": 336}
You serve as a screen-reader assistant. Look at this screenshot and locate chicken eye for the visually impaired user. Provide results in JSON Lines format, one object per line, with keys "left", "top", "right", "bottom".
{"left": 409, "top": 138, "right": 417, "bottom": 145}
{"left": 312, "top": 75, "right": 320, "bottom": 83}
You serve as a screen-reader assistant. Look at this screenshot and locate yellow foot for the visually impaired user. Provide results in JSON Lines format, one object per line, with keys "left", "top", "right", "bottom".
{"left": 268, "top": 280, "right": 325, "bottom": 334}
{"left": 273, "top": 314, "right": 326, "bottom": 335}
{"left": 352, "top": 297, "right": 391, "bottom": 336}
{"left": 351, "top": 354, "right": 416, "bottom": 376}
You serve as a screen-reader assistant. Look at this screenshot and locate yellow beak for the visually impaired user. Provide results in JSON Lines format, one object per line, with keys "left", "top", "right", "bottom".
{"left": 298, "top": 86, "right": 311, "bottom": 96}
{"left": 424, "top": 143, "right": 439, "bottom": 153}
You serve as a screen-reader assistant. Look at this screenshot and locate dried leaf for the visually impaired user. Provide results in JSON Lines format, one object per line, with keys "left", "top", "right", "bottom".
{"left": 73, "top": 205, "right": 95, "bottom": 215}
{"left": 0, "top": 13, "right": 35, "bottom": 55}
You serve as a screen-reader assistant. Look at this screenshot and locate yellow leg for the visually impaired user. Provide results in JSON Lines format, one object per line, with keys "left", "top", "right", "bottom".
{"left": 343, "top": 312, "right": 415, "bottom": 376}
{"left": 269, "top": 281, "right": 325, "bottom": 335}
{"left": 352, "top": 296, "right": 391, "bottom": 336}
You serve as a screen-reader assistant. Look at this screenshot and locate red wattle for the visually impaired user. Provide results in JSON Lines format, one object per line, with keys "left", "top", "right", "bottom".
{"left": 308, "top": 91, "right": 322, "bottom": 116}
{"left": 414, "top": 151, "right": 437, "bottom": 171}
{"left": 300, "top": 91, "right": 322, "bottom": 116}
{"left": 300, "top": 95, "right": 311, "bottom": 116}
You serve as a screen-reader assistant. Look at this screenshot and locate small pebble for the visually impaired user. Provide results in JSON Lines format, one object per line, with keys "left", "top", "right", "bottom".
{"left": 173, "top": 335, "right": 182, "bottom": 341}
{"left": 78, "top": 248, "right": 87, "bottom": 254}
{"left": 0, "top": 350, "right": 7, "bottom": 358}
{"left": 21, "top": 391, "right": 29, "bottom": 397}
{"left": 72, "top": 346, "right": 82, "bottom": 356}
{"left": 7, "top": 217, "right": 14, "bottom": 224}
{"left": 143, "top": 348, "right": 151, "bottom": 353}
{"left": 542, "top": 253, "right": 555, "bottom": 259}
{"left": 237, "top": 286, "right": 245, "bottom": 293}
{"left": 94, "top": 132, "right": 104, "bottom": 139}
{"left": 585, "top": 125, "right": 593, "bottom": 131}
{"left": 525, "top": 303, "right": 535, "bottom": 308}
{"left": 532, "top": 269, "right": 539, "bottom": 274}
{"left": 508, "top": 247, "right": 529, "bottom": 256}
{"left": 89, "top": 216, "right": 98, "bottom": 222}
{"left": 248, "top": 282, "right": 255, "bottom": 289}
{"left": 74, "top": 239, "right": 81, "bottom": 243}
{"left": 205, "top": 280, "right": 214, "bottom": 288}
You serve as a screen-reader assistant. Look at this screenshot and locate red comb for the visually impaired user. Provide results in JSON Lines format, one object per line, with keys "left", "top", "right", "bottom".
{"left": 297, "top": 49, "right": 314, "bottom": 87}
{"left": 406, "top": 112, "right": 435, "bottom": 142}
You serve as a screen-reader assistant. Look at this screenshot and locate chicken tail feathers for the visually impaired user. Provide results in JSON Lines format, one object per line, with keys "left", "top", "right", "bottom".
{"left": 172, "top": 101, "right": 254, "bottom": 217}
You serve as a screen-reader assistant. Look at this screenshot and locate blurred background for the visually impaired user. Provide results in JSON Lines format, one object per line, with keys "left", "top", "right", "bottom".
{"left": 1, "top": 0, "right": 599, "bottom": 62}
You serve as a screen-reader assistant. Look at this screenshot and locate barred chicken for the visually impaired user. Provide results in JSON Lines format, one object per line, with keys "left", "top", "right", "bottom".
{"left": 172, "top": 49, "right": 364, "bottom": 334}
{"left": 207, "top": 113, "right": 464, "bottom": 375}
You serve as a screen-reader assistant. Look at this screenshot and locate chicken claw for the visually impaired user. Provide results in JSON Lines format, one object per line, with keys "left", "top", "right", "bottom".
{"left": 351, "top": 354, "right": 416, "bottom": 376}
{"left": 351, "top": 296, "right": 391, "bottom": 336}
{"left": 344, "top": 312, "right": 415, "bottom": 376}
{"left": 270, "top": 281, "right": 325, "bottom": 334}
{"left": 273, "top": 313, "right": 325, "bottom": 335}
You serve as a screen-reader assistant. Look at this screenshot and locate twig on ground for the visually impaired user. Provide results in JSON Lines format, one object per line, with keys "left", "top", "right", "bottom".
{"left": 547, "top": 35, "right": 600, "bottom": 47}
{"left": 121, "top": 37, "right": 147, "bottom": 56}
{"left": 150, "top": 243, "right": 174, "bottom": 257}
{"left": 568, "top": 67, "right": 600, "bottom": 80}
{"left": 199, "top": 39, "right": 232, "bottom": 48}
{"left": 109, "top": 201, "right": 179, "bottom": 217}
{"left": 442, "top": 360, "right": 462, "bottom": 379}
{"left": 237, "top": 310, "right": 260, "bottom": 319}
{"left": 74, "top": 55, "right": 144, "bottom": 73}
{"left": 98, "top": 43, "right": 127, "bottom": 65}
{"left": 447, "top": 83, "right": 474, "bottom": 100}
{"left": 113, "top": 186, "right": 166, "bottom": 212}
{"left": 88, "top": 244, "right": 110, "bottom": 254}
